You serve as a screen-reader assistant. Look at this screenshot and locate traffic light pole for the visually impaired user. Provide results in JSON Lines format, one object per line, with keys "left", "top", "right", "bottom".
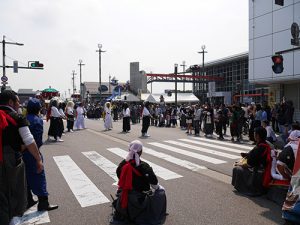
{"left": 1, "top": 35, "right": 23, "bottom": 92}
{"left": 276, "top": 46, "right": 300, "bottom": 55}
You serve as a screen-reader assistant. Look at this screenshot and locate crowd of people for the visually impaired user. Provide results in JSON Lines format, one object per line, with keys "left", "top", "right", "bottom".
{"left": 2, "top": 88, "right": 299, "bottom": 225}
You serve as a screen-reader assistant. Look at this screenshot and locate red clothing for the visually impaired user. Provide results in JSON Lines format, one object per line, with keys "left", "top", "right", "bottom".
{"left": 0, "top": 110, "right": 17, "bottom": 162}
{"left": 118, "top": 160, "right": 142, "bottom": 208}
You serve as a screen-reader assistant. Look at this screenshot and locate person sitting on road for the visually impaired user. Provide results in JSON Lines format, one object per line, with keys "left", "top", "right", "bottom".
{"left": 232, "top": 127, "right": 272, "bottom": 196}
{"left": 111, "top": 140, "right": 167, "bottom": 225}
{"left": 262, "top": 120, "right": 277, "bottom": 144}
{"left": 275, "top": 130, "right": 300, "bottom": 182}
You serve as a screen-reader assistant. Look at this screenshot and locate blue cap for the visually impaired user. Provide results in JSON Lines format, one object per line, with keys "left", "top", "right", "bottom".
{"left": 27, "top": 98, "right": 41, "bottom": 111}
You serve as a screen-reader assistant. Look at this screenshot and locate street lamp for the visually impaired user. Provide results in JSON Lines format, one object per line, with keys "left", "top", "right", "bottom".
{"left": 174, "top": 63, "right": 178, "bottom": 107}
{"left": 78, "top": 59, "right": 85, "bottom": 101}
{"left": 180, "top": 61, "right": 186, "bottom": 92}
{"left": 96, "top": 44, "right": 106, "bottom": 102}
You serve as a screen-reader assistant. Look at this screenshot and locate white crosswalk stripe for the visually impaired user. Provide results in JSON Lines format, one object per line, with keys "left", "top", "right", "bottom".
{"left": 143, "top": 147, "right": 207, "bottom": 171}
{"left": 107, "top": 147, "right": 182, "bottom": 180}
{"left": 189, "top": 137, "right": 253, "bottom": 151}
{"left": 165, "top": 140, "right": 241, "bottom": 159}
{"left": 180, "top": 138, "right": 248, "bottom": 154}
{"left": 148, "top": 142, "right": 226, "bottom": 164}
{"left": 53, "top": 155, "right": 110, "bottom": 207}
{"left": 10, "top": 204, "right": 50, "bottom": 225}
{"left": 82, "top": 151, "right": 119, "bottom": 185}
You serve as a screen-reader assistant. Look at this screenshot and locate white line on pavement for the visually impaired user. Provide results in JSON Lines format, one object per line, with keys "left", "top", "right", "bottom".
{"left": 53, "top": 155, "right": 110, "bottom": 207}
{"left": 9, "top": 204, "right": 50, "bottom": 225}
{"left": 107, "top": 148, "right": 182, "bottom": 180}
{"left": 143, "top": 147, "right": 207, "bottom": 171}
{"left": 180, "top": 138, "right": 248, "bottom": 154}
{"left": 82, "top": 151, "right": 118, "bottom": 185}
{"left": 148, "top": 142, "right": 226, "bottom": 164}
{"left": 167, "top": 140, "right": 241, "bottom": 159}
{"left": 189, "top": 137, "right": 253, "bottom": 151}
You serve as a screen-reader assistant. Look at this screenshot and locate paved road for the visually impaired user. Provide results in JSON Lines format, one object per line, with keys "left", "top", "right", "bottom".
{"left": 11, "top": 119, "right": 284, "bottom": 225}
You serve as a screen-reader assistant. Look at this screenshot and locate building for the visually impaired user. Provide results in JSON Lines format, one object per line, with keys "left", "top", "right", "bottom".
{"left": 82, "top": 81, "right": 127, "bottom": 103}
{"left": 249, "top": 0, "right": 300, "bottom": 119}
{"left": 17, "top": 89, "right": 37, "bottom": 104}
{"left": 188, "top": 52, "right": 268, "bottom": 105}
{"left": 130, "top": 62, "right": 148, "bottom": 95}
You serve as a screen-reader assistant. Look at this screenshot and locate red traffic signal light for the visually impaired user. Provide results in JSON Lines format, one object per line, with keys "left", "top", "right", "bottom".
{"left": 30, "top": 61, "right": 44, "bottom": 68}
{"left": 272, "top": 55, "right": 284, "bottom": 74}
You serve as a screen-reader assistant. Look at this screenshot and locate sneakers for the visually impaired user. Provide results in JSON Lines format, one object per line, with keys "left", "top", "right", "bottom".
{"left": 57, "top": 138, "right": 64, "bottom": 142}
{"left": 144, "top": 133, "right": 150, "bottom": 137}
{"left": 70, "top": 129, "right": 74, "bottom": 133}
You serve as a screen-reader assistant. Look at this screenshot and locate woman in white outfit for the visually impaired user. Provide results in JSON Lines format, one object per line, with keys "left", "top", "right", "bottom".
{"left": 104, "top": 102, "right": 113, "bottom": 130}
{"left": 75, "top": 103, "right": 85, "bottom": 129}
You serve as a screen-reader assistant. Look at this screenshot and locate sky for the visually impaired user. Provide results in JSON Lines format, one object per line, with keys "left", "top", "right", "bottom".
{"left": 1, "top": 0, "right": 248, "bottom": 97}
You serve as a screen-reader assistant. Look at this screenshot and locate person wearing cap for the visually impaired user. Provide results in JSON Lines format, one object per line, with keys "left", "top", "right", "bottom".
{"left": 23, "top": 98, "right": 58, "bottom": 211}
{"left": 112, "top": 140, "right": 167, "bottom": 225}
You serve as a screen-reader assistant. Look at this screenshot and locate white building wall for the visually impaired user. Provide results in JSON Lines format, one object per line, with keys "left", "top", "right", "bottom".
{"left": 249, "top": 0, "right": 300, "bottom": 83}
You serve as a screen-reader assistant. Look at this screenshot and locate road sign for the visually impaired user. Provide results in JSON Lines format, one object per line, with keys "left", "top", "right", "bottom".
{"left": 1, "top": 81, "right": 8, "bottom": 85}
{"left": 1, "top": 76, "right": 8, "bottom": 82}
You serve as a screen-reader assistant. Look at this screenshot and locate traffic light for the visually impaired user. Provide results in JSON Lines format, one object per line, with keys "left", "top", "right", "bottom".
{"left": 167, "top": 91, "right": 172, "bottom": 96}
{"left": 272, "top": 55, "right": 284, "bottom": 74}
{"left": 275, "top": 0, "right": 284, "bottom": 6}
{"left": 30, "top": 61, "right": 44, "bottom": 68}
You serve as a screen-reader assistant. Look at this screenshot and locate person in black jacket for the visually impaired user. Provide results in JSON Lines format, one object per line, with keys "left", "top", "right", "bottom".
{"left": 0, "top": 90, "right": 43, "bottom": 225}
{"left": 232, "top": 127, "right": 272, "bottom": 196}
{"left": 112, "top": 140, "right": 166, "bottom": 225}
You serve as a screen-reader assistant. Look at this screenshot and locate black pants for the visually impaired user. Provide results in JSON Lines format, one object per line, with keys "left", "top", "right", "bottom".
{"left": 142, "top": 116, "right": 150, "bottom": 134}
{"left": 67, "top": 115, "right": 74, "bottom": 131}
{"left": 123, "top": 117, "right": 131, "bottom": 132}
{"left": 194, "top": 120, "right": 200, "bottom": 135}
{"left": 216, "top": 122, "right": 223, "bottom": 138}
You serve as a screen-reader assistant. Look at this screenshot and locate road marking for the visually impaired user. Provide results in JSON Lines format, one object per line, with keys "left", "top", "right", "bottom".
{"left": 189, "top": 137, "right": 252, "bottom": 151}
{"left": 148, "top": 142, "right": 226, "bottom": 164}
{"left": 181, "top": 138, "right": 248, "bottom": 154}
{"left": 143, "top": 147, "right": 207, "bottom": 171}
{"left": 107, "top": 148, "right": 182, "bottom": 180}
{"left": 82, "top": 151, "right": 118, "bottom": 185}
{"left": 9, "top": 204, "right": 50, "bottom": 225}
{"left": 86, "top": 129, "right": 231, "bottom": 184}
{"left": 53, "top": 155, "right": 110, "bottom": 207}
{"left": 166, "top": 140, "right": 240, "bottom": 159}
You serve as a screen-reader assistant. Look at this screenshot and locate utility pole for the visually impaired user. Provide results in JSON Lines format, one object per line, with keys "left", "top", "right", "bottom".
{"left": 109, "top": 75, "right": 111, "bottom": 94}
{"left": 96, "top": 44, "right": 106, "bottom": 102}
{"left": 78, "top": 59, "right": 85, "bottom": 101}
{"left": 198, "top": 45, "right": 208, "bottom": 102}
{"left": 71, "top": 70, "right": 77, "bottom": 95}
{"left": 1, "top": 35, "right": 23, "bottom": 92}
{"left": 174, "top": 64, "right": 178, "bottom": 107}
{"left": 180, "top": 61, "right": 186, "bottom": 92}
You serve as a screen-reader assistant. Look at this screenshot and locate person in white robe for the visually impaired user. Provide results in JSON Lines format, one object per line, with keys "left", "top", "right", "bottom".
{"left": 75, "top": 103, "right": 85, "bottom": 129}
{"left": 104, "top": 102, "right": 113, "bottom": 130}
